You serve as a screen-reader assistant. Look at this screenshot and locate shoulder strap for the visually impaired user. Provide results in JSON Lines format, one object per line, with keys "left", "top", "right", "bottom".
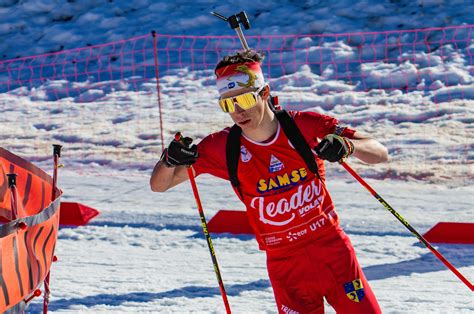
{"left": 226, "top": 124, "right": 243, "bottom": 192}
{"left": 274, "top": 110, "right": 320, "bottom": 178}
{"left": 225, "top": 109, "right": 320, "bottom": 191}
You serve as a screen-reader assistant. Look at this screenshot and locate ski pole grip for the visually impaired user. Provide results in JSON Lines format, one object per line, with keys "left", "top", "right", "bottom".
{"left": 228, "top": 15, "right": 239, "bottom": 29}
{"left": 53, "top": 144, "right": 62, "bottom": 157}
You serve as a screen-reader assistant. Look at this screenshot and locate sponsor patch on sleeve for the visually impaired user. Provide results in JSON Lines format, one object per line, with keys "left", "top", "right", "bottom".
{"left": 343, "top": 278, "right": 365, "bottom": 302}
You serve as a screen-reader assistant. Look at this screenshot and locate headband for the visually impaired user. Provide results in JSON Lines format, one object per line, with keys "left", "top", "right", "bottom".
{"left": 216, "top": 62, "right": 265, "bottom": 96}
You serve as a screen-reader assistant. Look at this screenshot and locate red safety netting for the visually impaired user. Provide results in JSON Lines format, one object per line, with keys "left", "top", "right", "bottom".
{"left": 0, "top": 26, "right": 472, "bottom": 180}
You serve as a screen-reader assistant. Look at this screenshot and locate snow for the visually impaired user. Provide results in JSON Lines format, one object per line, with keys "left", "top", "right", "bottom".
{"left": 0, "top": 0, "right": 473, "bottom": 313}
{"left": 22, "top": 172, "right": 474, "bottom": 313}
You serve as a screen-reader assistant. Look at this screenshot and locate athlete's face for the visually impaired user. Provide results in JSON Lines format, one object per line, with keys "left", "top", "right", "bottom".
{"left": 220, "top": 86, "right": 269, "bottom": 131}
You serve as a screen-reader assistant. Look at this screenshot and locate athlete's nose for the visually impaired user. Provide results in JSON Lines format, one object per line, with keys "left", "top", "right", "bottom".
{"left": 234, "top": 102, "right": 245, "bottom": 113}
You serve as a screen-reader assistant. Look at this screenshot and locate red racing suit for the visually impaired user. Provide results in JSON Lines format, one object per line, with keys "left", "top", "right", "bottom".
{"left": 193, "top": 111, "right": 381, "bottom": 313}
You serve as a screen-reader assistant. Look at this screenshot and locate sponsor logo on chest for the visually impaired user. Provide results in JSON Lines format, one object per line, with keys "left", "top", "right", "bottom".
{"left": 269, "top": 154, "right": 284, "bottom": 173}
{"left": 240, "top": 145, "right": 252, "bottom": 162}
{"left": 257, "top": 167, "right": 307, "bottom": 193}
{"left": 250, "top": 177, "right": 324, "bottom": 226}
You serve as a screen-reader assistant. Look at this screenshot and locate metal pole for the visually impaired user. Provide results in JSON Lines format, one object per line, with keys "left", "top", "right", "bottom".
{"left": 152, "top": 31, "right": 165, "bottom": 151}
{"left": 43, "top": 144, "right": 62, "bottom": 313}
{"left": 211, "top": 11, "right": 251, "bottom": 51}
{"left": 235, "top": 27, "right": 250, "bottom": 51}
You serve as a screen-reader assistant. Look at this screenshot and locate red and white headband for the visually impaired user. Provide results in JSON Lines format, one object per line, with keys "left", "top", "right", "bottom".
{"left": 215, "top": 62, "right": 265, "bottom": 96}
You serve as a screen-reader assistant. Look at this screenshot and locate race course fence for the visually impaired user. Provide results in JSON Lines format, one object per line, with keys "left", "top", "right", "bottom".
{"left": 0, "top": 25, "right": 472, "bottom": 181}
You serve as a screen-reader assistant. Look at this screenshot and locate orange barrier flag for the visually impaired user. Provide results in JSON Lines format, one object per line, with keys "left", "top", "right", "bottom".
{"left": 0, "top": 148, "right": 62, "bottom": 312}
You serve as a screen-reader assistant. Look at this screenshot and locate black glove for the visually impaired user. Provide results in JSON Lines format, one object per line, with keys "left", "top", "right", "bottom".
{"left": 160, "top": 134, "right": 198, "bottom": 167}
{"left": 315, "top": 134, "right": 354, "bottom": 162}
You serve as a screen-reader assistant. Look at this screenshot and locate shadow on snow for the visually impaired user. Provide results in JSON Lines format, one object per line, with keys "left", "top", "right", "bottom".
{"left": 26, "top": 280, "right": 271, "bottom": 312}
{"left": 363, "top": 244, "right": 474, "bottom": 281}
{"left": 26, "top": 245, "right": 473, "bottom": 311}
{"left": 50, "top": 213, "right": 473, "bottom": 311}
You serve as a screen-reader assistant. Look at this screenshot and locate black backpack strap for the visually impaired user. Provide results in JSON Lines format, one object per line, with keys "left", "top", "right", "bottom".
{"left": 274, "top": 110, "right": 321, "bottom": 179}
{"left": 225, "top": 109, "right": 321, "bottom": 196}
{"left": 226, "top": 124, "right": 243, "bottom": 196}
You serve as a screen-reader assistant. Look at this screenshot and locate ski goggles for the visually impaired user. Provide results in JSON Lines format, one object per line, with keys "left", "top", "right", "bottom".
{"left": 218, "top": 84, "right": 266, "bottom": 113}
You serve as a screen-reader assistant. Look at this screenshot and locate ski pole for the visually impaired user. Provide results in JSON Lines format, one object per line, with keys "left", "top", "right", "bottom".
{"left": 43, "top": 144, "right": 62, "bottom": 313}
{"left": 174, "top": 133, "right": 232, "bottom": 313}
{"left": 211, "top": 11, "right": 251, "bottom": 51}
{"left": 341, "top": 161, "right": 474, "bottom": 292}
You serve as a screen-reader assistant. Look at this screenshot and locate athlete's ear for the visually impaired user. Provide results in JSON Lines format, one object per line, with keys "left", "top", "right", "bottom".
{"left": 261, "top": 85, "right": 270, "bottom": 100}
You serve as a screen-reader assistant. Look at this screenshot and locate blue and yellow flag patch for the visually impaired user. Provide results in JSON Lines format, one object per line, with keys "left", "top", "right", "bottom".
{"left": 343, "top": 278, "right": 365, "bottom": 302}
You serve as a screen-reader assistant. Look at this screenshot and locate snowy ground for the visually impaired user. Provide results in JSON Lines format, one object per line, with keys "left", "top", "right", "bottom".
{"left": 1, "top": 2, "right": 473, "bottom": 185}
{"left": 24, "top": 170, "right": 474, "bottom": 313}
{"left": 0, "top": 0, "right": 473, "bottom": 313}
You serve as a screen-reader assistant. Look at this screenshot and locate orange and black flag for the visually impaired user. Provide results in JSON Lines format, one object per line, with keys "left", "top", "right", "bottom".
{"left": 0, "top": 147, "right": 62, "bottom": 313}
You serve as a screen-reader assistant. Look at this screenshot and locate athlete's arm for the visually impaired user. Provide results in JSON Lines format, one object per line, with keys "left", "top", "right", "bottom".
{"left": 350, "top": 132, "right": 388, "bottom": 164}
{"left": 150, "top": 163, "right": 193, "bottom": 192}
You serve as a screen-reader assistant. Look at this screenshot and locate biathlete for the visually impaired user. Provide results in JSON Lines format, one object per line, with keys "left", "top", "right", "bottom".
{"left": 150, "top": 49, "right": 388, "bottom": 314}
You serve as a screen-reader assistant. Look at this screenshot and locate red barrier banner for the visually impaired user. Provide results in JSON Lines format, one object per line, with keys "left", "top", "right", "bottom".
{"left": 423, "top": 222, "right": 474, "bottom": 244}
{"left": 59, "top": 202, "right": 99, "bottom": 226}
{"left": 0, "top": 148, "right": 62, "bottom": 312}
{"left": 208, "top": 210, "right": 254, "bottom": 235}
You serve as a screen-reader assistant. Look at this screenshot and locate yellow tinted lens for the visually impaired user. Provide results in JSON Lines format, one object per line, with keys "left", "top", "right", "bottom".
{"left": 219, "top": 98, "right": 235, "bottom": 112}
{"left": 219, "top": 92, "right": 257, "bottom": 113}
{"left": 234, "top": 93, "right": 257, "bottom": 110}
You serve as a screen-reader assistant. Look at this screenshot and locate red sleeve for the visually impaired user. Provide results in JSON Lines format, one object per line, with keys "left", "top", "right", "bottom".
{"left": 291, "top": 110, "right": 356, "bottom": 140}
{"left": 340, "top": 127, "right": 356, "bottom": 139}
{"left": 192, "top": 129, "right": 230, "bottom": 180}
{"left": 290, "top": 110, "right": 355, "bottom": 181}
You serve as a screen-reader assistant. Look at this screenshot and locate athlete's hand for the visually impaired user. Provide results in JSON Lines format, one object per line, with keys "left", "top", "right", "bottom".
{"left": 160, "top": 133, "right": 198, "bottom": 167}
{"left": 315, "top": 134, "right": 354, "bottom": 162}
